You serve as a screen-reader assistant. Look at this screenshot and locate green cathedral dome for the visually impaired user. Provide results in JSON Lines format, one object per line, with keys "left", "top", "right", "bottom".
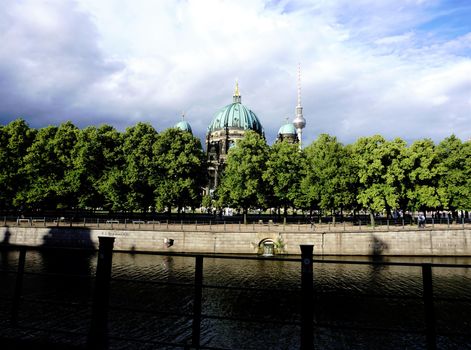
{"left": 174, "top": 120, "right": 192, "bottom": 133}
{"left": 207, "top": 84, "right": 263, "bottom": 135}
{"left": 278, "top": 122, "right": 296, "bottom": 135}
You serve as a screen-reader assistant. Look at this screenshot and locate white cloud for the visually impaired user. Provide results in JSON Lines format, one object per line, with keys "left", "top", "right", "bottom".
{"left": 0, "top": 0, "right": 470, "bottom": 144}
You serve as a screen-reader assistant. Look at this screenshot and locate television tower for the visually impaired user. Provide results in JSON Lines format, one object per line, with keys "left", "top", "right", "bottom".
{"left": 292, "top": 64, "right": 306, "bottom": 150}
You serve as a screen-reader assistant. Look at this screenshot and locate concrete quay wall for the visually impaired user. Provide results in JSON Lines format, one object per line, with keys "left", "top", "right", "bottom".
{"left": 1, "top": 226, "right": 471, "bottom": 256}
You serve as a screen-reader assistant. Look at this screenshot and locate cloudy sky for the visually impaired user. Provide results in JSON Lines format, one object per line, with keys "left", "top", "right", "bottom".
{"left": 1, "top": 0, "right": 470, "bottom": 145}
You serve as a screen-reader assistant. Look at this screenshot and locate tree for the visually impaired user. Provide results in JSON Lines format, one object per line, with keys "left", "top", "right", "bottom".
{"left": 404, "top": 139, "right": 441, "bottom": 213}
{"left": 16, "top": 122, "right": 79, "bottom": 210}
{"left": 0, "top": 119, "right": 35, "bottom": 211}
{"left": 216, "top": 131, "right": 268, "bottom": 222}
{"left": 300, "top": 134, "right": 356, "bottom": 221}
{"left": 121, "top": 122, "right": 158, "bottom": 212}
{"left": 436, "top": 135, "right": 471, "bottom": 217}
{"left": 71, "top": 125, "right": 123, "bottom": 210}
{"left": 352, "top": 135, "right": 407, "bottom": 224}
{"left": 263, "top": 141, "right": 302, "bottom": 218}
{"left": 151, "top": 128, "right": 206, "bottom": 215}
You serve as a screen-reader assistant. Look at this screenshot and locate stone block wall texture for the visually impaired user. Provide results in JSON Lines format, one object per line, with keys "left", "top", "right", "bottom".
{"left": 1, "top": 226, "right": 471, "bottom": 256}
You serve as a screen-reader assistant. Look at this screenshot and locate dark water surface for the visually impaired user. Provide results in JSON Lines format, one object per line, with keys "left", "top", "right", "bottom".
{"left": 0, "top": 250, "right": 470, "bottom": 349}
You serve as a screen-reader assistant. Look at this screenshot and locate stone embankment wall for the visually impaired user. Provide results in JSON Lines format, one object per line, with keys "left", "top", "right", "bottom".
{"left": 1, "top": 226, "right": 471, "bottom": 256}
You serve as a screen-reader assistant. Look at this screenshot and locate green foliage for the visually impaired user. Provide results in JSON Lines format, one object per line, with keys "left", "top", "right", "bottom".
{"left": 300, "top": 134, "right": 356, "bottom": 213}
{"left": 151, "top": 128, "right": 206, "bottom": 213}
{"left": 121, "top": 122, "right": 158, "bottom": 212}
{"left": 436, "top": 135, "right": 471, "bottom": 211}
{"left": 0, "top": 119, "right": 36, "bottom": 209}
{"left": 1, "top": 117, "right": 470, "bottom": 216}
{"left": 72, "top": 125, "right": 123, "bottom": 210}
{"left": 263, "top": 141, "right": 302, "bottom": 215}
{"left": 352, "top": 135, "right": 407, "bottom": 218}
{"left": 16, "top": 122, "right": 79, "bottom": 210}
{"left": 217, "top": 131, "right": 268, "bottom": 212}
{"left": 201, "top": 194, "right": 213, "bottom": 211}
{"left": 404, "top": 139, "right": 441, "bottom": 211}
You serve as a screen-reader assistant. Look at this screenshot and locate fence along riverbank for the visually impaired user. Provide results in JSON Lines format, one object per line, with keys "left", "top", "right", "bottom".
{"left": 1, "top": 239, "right": 470, "bottom": 349}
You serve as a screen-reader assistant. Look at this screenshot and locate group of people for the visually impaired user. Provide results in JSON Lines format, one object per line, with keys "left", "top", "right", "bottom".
{"left": 418, "top": 213, "right": 426, "bottom": 228}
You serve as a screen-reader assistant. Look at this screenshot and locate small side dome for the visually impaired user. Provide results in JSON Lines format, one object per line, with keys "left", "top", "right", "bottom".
{"left": 278, "top": 122, "right": 296, "bottom": 135}
{"left": 174, "top": 120, "right": 192, "bottom": 134}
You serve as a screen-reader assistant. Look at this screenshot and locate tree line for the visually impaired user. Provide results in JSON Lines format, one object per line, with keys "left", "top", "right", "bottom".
{"left": 215, "top": 131, "right": 471, "bottom": 223}
{"left": 0, "top": 119, "right": 205, "bottom": 214}
{"left": 1, "top": 119, "right": 470, "bottom": 221}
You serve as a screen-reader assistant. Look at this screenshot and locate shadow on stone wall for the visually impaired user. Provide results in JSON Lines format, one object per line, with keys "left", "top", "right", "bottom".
{"left": 40, "top": 227, "right": 95, "bottom": 276}
{"left": 42, "top": 227, "right": 95, "bottom": 250}
{"left": 370, "top": 234, "right": 389, "bottom": 259}
{"left": 0, "top": 227, "right": 13, "bottom": 276}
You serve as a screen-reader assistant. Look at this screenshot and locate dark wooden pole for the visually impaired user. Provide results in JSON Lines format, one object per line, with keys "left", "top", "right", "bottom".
{"left": 10, "top": 247, "right": 26, "bottom": 326}
{"left": 191, "top": 256, "right": 204, "bottom": 348}
{"left": 422, "top": 264, "right": 436, "bottom": 350}
{"left": 300, "top": 244, "right": 314, "bottom": 350}
{"left": 88, "top": 236, "right": 115, "bottom": 349}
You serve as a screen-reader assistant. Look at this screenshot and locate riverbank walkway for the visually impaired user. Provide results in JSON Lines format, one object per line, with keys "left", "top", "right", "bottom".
{"left": 3, "top": 216, "right": 470, "bottom": 233}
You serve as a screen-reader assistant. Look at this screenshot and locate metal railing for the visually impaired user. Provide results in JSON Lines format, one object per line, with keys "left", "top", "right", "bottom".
{"left": 3, "top": 215, "right": 471, "bottom": 232}
{"left": 1, "top": 239, "right": 470, "bottom": 349}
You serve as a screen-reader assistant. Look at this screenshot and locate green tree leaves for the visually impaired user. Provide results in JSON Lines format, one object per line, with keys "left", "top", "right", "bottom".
{"left": 301, "top": 134, "right": 356, "bottom": 215}
{"left": 436, "top": 135, "right": 471, "bottom": 212}
{"left": 263, "top": 141, "right": 302, "bottom": 216}
{"left": 1, "top": 117, "right": 470, "bottom": 216}
{"left": 1, "top": 119, "right": 207, "bottom": 214}
{"left": 352, "top": 136, "right": 408, "bottom": 221}
{"left": 151, "top": 128, "right": 206, "bottom": 213}
{"left": 216, "top": 131, "right": 268, "bottom": 215}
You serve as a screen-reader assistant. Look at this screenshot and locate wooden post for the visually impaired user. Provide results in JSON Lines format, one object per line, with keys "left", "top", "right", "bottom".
{"left": 191, "top": 256, "right": 204, "bottom": 348}
{"left": 300, "top": 245, "right": 314, "bottom": 350}
{"left": 10, "top": 247, "right": 26, "bottom": 326}
{"left": 87, "top": 237, "right": 115, "bottom": 350}
{"left": 422, "top": 264, "right": 436, "bottom": 350}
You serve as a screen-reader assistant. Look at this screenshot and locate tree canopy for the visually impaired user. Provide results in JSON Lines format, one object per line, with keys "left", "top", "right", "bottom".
{"left": 216, "top": 131, "right": 268, "bottom": 216}
{"left": 1, "top": 118, "right": 470, "bottom": 217}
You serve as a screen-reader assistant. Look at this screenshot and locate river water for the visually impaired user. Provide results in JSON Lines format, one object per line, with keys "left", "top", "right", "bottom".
{"left": 0, "top": 249, "right": 470, "bottom": 349}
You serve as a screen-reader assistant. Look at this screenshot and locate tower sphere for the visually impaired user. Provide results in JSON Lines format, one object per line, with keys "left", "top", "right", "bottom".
{"left": 293, "top": 115, "right": 306, "bottom": 130}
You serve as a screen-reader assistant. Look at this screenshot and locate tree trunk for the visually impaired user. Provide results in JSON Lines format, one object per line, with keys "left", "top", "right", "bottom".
{"left": 369, "top": 211, "right": 375, "bottom": 227}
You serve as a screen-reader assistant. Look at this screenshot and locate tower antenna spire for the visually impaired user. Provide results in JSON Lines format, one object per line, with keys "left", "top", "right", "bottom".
{"left": 297, "top": 63, "right": 301, "bottom": 107}
{"left": 293, "top": 63, "right": 306, "bottom": 150}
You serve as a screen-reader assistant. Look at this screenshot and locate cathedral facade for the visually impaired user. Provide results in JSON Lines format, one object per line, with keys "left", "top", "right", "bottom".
{"left": 175, "top": 76, "right": 306, "bottom": 194}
